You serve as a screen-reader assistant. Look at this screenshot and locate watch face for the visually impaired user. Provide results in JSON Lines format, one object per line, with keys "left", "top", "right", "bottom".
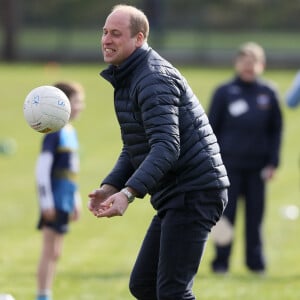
{"left": 127, "top": 195, "right": 134, "bottom": 203}
{"left": 121, "top": 188, "right": 135, "bottom": 203}
{"left": 126, "top": 191, "right": 134, "bottom": 202}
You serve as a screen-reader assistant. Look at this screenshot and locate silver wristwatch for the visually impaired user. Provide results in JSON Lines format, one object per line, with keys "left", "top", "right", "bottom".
{"left": 121, "top": 187, "right": 135, "bottom": 203}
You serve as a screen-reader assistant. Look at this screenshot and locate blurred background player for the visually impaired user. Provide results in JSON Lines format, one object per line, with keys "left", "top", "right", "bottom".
{"left": 208, "top": 42, "right": 283, "bottom": 274}
{"left": 285, "top": 71, "right": 300, "bottom": 191}
{"left": 286, "top": 70, "right": 300, "bottom": 108}
{"left": 35, "top": 81, "right": 85, "bottom": 300}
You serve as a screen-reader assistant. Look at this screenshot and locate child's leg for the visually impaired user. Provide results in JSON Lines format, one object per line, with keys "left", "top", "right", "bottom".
{"left": 37, "top": 227, "right": 64, "bottom": 299}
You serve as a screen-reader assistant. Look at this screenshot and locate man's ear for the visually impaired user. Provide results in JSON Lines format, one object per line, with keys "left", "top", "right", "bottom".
{"left": 136, "top": 32, "right": 145, "bottom": 47}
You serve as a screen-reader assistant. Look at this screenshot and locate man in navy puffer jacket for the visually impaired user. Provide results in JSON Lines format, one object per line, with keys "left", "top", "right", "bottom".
{"left": 88, "top": 4, "right": 229, "bottom": 300}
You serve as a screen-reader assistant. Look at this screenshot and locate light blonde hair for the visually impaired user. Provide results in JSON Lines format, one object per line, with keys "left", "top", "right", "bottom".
{"left": 112, "top": 4, "right": 149, "bottom": 41}
{"left": 236, "top": 42, "right": 266, "bottom": 63}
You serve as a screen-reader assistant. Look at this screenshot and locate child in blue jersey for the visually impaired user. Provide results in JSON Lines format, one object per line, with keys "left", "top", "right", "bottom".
{"left": 35, "top": 82, "right": 85, "bottom": 300}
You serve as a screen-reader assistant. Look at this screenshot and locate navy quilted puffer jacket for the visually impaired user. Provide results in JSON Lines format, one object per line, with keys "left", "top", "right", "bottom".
{"left": 100, "top": 44, "right": 229, "bottom": 210}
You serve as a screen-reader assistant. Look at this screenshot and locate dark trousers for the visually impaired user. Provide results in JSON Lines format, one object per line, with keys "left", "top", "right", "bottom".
{"left": 212, "top": 168, "right": 266, "bottom": 272}
{"left": 129, "top": 189, "right": 227, "bottom": 300}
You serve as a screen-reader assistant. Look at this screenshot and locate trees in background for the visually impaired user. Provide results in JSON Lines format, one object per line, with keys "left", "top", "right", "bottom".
{"left": 1, "top": 0, "right": 300, "bottom": 62}
{"left": 1, "top": 0, "right": 20, "bottom": 60}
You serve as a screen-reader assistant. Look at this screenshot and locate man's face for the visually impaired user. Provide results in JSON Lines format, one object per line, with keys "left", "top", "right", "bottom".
{"left": 102, "top": 10, "right": 140, "bottom": 66}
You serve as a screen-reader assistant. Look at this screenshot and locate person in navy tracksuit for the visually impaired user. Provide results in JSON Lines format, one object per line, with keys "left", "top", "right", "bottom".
{"left": 208, "top": 42, "right": 283, "bottom": 274}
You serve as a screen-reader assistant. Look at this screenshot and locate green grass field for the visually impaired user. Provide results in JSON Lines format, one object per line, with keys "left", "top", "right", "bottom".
{"left": 0, "top": 62, "right": 299, "bottom": 299}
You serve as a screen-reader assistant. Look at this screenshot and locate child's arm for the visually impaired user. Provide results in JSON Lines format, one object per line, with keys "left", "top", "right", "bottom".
{"left": 70, "top": 191, "right": 82, "bottom": 221}
{"left": 286, "top": 71, "right": 300, "bottom": 108}
{"left": 36, "top": 151, "right": 56, "bottom": 220}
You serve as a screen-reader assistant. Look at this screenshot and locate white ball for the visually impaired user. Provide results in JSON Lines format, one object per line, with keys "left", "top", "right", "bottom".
{"left": 23, "top": 85, "right": 71, "bottom": 133}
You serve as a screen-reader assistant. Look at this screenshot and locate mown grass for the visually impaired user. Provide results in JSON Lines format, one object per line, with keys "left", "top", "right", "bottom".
{"left": 0, "top": 62, "right": 299, "bottom": 299}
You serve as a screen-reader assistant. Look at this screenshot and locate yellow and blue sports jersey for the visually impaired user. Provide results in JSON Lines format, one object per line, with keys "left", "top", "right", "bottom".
{"left": 39, "top": 124, "right": 79, "bottom": 213}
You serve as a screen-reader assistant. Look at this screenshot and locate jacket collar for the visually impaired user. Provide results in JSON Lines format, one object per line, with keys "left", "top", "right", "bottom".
{"left": 100, "top": 43, "right": 151, "bottom": 88}
{"left": 234, "top": 75, "right": 260, "bottom": 88}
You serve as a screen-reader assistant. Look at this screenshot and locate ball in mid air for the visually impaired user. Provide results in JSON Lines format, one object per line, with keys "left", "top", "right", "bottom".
{"left": 23, "top": 85, "right": 71, "bottom": 133}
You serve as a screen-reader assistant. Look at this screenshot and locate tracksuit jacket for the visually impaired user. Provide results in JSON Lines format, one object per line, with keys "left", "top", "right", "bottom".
{"left": 208, "top": 76, "right": 282, "bottom": 170}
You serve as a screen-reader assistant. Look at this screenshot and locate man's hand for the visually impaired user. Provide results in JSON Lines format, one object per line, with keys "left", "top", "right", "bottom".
{"left": 261, "top": 165, "right": 276, "bottom": 181}
{"left": 88, "top": 184, "right": 119, "bottom": 217}
{"left": 42, "top": 208, "right": 56, "bottom": 221}
{"left": 70, "top": 205, "right": 81, "bottom": 222}
{"left": 88, "top": 188, "right": 110, "bottom": 216}
{"left": 95, "top": 191, "right": 129, "bottom": 218}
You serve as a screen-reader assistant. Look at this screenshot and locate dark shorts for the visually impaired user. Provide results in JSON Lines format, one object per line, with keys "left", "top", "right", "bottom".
{"left": 37, "top": 209, "right": 70, "bottom": 234}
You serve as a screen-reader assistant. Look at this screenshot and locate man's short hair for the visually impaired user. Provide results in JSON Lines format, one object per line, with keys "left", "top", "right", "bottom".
{"left": 112, "top": 5, "right": 149, "bottom": 40}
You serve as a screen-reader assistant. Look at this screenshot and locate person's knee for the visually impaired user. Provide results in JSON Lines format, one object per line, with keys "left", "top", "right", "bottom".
{"left": 53, "top": 250, "right": 61, "bottom": 261}
{"left": 156, "top": 279, "right": 195, "bottom": 300}
{"left": 47, "top": 245, "right": 62, "bottom": 262}
{"left": 128, "top": 280, "right": 141, "bottom": 299}
{"left": 43, "top": 246, "right": 61, "bottom": 262}
{"left": 157, "top": 289, "right": 194, "bottom": 300}
{"left": 129, "top": 282, "right": 150, "bottom": 299}
{"left": 129, "top": 277, "right": 156, "bottom": 300}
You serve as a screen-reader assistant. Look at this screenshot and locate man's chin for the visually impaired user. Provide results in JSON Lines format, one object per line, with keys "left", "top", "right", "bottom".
{"left": 104, "top": 56, "right": 115, "bottom": 64}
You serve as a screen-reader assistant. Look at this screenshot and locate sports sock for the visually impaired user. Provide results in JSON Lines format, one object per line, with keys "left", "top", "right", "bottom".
{"left": 37, "top": 296, "right": 50, "bottom": 300}
{"left": 36, "top": 290, "right": 52, "bottom": 300}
